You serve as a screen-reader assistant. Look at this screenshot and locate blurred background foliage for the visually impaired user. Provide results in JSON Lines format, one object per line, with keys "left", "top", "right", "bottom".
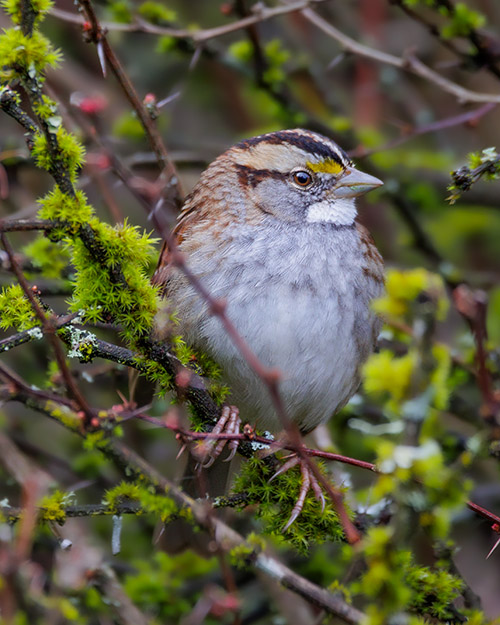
{"left": 1, "top": 0, "right": 500, "bottom": 623}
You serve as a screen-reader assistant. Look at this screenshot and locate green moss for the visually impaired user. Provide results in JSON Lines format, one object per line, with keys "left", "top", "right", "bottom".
{"left": 22, "top": 235, "right": 70, "bottom": 279}
{"left": 133, "top": 355, "right": 172, "bottom": 393}
{"left": 0, "top": 27, "right": 61, "bottom": 80}
{"left": 32, "top": 128, "right": 85, "bottom": 181}
{"left": 104, "top": 481, "right": 181, "bottom": 522}
{"left": 138, "top": 1, "right": 176, "bottom": 24}
{"left": 103, "top": 481, "right": 141, "bottom": 512}
{"left": 136, "top": 488, "right": 179, "bottom": 522}
{"left": 32, "top": 94, "right": 62, "bottom": 130}
{"left": 124, "top": 551, "right": 215, "bottom": 619}
{"left": 355, "top": 526, "right": 465, "bottom": 622}
{"left": 38, "top": 187, "right": 93, "bottom": 231}
{"left": 406, "top": 564, "right": 463, "bottom": 619}
{"left": 39, "top": 490, "right": 75, "bottom": 524}
{"left": 171, "top": 334, "right": 194, "bottom": 366}
{"left": 68, "top": 219, "right": 160, "bottom": 345}
{"left": 0, "top": 284, "right": 40, "bottom": 331}
{"left": 233, "top": 458, "right": 346, "bottom": 553}
{"left": 229, "top": 532, "right": 266, "bottom": 569}
{"left": 0, "top": 0, "right": 54, "bottom": 26}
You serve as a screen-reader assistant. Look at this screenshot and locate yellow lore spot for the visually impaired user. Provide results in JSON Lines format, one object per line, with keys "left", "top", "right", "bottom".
{"left": 306, "top": 159, "right": 344, "bottom": 175}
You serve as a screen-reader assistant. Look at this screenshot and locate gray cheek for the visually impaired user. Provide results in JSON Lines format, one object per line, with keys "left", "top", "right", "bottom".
{"left": 253, "top": 179, "right": 309, "bottom": 223}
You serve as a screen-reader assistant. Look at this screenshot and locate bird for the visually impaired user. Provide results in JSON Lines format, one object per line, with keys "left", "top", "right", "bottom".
{"left": 153, "top": 128, "right": 384, "bottom": 528}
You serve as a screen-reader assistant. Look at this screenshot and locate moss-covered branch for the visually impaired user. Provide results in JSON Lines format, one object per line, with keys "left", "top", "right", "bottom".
{"left": 0, "top": 382, "right": 365, "bottom": 623}
{"left": 448, "top": 147, "right": 500, "bottom": 203}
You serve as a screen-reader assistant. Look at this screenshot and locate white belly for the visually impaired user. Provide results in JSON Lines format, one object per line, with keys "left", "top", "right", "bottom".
{"left": 167, "top": 222, "right": 382, "bottom": 432}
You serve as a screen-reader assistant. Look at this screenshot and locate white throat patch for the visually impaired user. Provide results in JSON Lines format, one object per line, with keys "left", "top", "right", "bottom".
{"left": 306, "top": 198, "right": 357, "bottom": 225}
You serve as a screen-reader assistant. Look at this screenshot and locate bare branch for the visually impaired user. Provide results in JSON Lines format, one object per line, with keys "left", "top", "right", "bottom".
{"left": 49, "top": 1, "right": 324, "bottom": 42}
{"left": 1, "top": 233, "right": 95, "bottom": 426}
{"left": 302, "top": 8, "right": 500, "bottom": 104}
{"left": 1, "top": 384, "right": 365, "bottom": 624}
{"left": 76, "top": 0, "right": 183, "bottom": 209}
{"left": 350, "top": 103, "right": 497, "bottom": 158}
{"left": 0, "top": 218, "right": 55, "bottom": 232}
{"left": 88, "top": 565, "right": 150, "bottom": 625}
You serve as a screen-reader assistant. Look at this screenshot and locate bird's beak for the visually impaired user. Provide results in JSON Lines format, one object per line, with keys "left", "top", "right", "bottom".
{"left": 334, "top": 167, "right": 383, "bottom": 199}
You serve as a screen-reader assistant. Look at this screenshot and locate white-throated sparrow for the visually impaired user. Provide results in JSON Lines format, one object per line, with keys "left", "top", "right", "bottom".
{"left": 153, "top": 129, "right": 384, "bottom": 525}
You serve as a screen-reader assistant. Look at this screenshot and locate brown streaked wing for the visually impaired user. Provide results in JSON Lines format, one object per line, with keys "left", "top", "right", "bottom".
{"left": 356, "top": 222, "right": 384, "bottom": 286}
{"left": 151, "top": 192, "right": 198, "bottom": 290}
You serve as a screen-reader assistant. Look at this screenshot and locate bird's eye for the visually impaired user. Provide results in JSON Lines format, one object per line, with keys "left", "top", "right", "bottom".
{"left": 292, "top": 170, "right": 313, "bottom": 188}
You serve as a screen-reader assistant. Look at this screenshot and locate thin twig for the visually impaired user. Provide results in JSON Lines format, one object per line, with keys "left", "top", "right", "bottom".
{"left": 1, "top": 501, "right": 143, "bottom": 522}
{"left": 0, "top": 312, "right": 79, "bottom": 354}
{"left": 130, "top": 412, "right": 500, "bottom": 527}
{"left": 0, "top": 361, "right": 75, "bottom": 409}
{"left": 1, "top": 233, "right": 95, "bottom": 426}
{"left": 0, "top": 218, "right": 55, "bottom": 233}
{"left": 350, "top": 102, "right": 497, "bottom": 158}
{"left": 89, "top": 565, "right": 150, "bottom": 625}
{"left": 302, "top": 8, "right": 500, "bottom": 104}
{"left": 1, "top": 383, "right": 364, "bottom": 624}
{"left": 392, "top": 0, "right": 500, "bottom": 82}
{"left": 49, "top": 1, "right": 323, "bottom": 42}
{"left": 77, "top": 0, "right": 183, "bottom": 210}
{"left": 152, "top": 210, "right": 360, "bottom": 542}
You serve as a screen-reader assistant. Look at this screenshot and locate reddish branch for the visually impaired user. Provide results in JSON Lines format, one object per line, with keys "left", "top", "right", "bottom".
{"left": 132, "top": 412, "right": 500, "bottom": 529}
{"left": 350, "top": 103, "right": 497, "bottom": 158}
{"left": 453, "top": 285, "right": 500, "bottom": 424}
{"left": 0, "top": 381, "right": 364, "bottom": 624}
{"left": 0, "top": 233, "right": 95, "bottom": 427}
{"left": 301, "top": 8, "right": 500, "bottom": 105}
{"left": 391, "top": 0, "right": 500, "bottom": 82}
{"left": 76, "top": 0, "right": 183, "bottom": 210}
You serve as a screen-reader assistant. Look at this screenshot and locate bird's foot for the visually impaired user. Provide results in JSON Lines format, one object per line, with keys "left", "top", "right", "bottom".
{"left": 199, "top": 405, "right": 241, "bottom": 468}
{"left": 270, "top": 453, "right": 325, "bottom": 531}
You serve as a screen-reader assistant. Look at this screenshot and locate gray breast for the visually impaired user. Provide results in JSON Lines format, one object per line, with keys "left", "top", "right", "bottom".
{"left": 171, "top": 221, "right": 383, "bottom": 431}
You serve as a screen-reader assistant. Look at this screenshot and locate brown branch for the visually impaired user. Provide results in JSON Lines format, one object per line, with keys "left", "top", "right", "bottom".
{"left": 0, "top": 87, "right": 38, "bottom": 137}
{"left": 152, "top": 211, "right": 360, "bottom": 542}
{"left": 301, "top": 8, "right": 500, "bottom": 104}
{"left": 391, "top": 0, "right": 500, "bottom": 82}
{"left": 0, "top": 312, "right": 79, "bottom": 354}
{"left": 77, "top": 0, "right": 183, "bottom": 211}
{"left": 88, "top": 565, "right": 150, "bottom": 625}
{"left": 350, "top": 102, "right": 497, "bottom": 158}
{"left": 0, "top": 218, "right": 55, "bottom": 232}
{"left": 0, "top": 361, "right": 76, "bottom": 410}
{"left": 132, "top": 413, "right": 500, "bottom": 528}
{"left": 1, "top": 233, "right": 95, "bottom": 427}
{"left": 453, "top": 285, "right": 499, "bottom": 423}
{"left": 50, "top": 1, "right": 324, "bottom": 42}
{"left": 1, "top": 384, "right": 364, "bottom": 624}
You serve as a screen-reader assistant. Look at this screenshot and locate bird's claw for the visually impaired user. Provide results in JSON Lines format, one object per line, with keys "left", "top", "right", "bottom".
{"left": 270, "top": 453, "right": 326, "bottom": 530}
{"left": 199, "top": 405, "right": 241, "bottom": 468}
